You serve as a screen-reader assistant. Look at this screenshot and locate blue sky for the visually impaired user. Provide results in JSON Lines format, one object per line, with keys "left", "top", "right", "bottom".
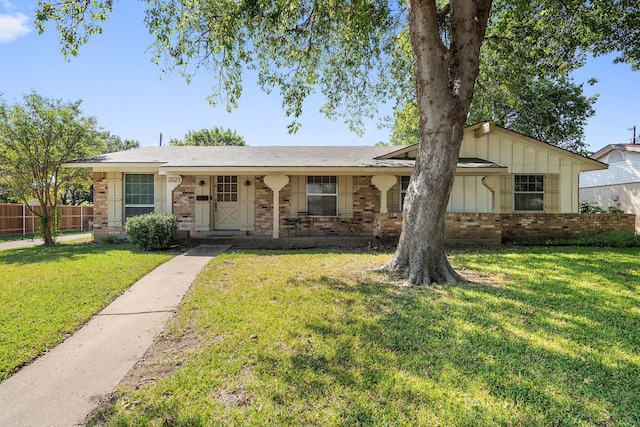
{"left": 1, "top": 1, "right": 639, "bottom": 151}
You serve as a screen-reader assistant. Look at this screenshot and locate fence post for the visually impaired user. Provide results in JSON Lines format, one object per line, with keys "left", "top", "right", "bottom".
{"left": 80, "top": 205, "right": 83, "bottom": 231}
{"left": 22, "top": 204, "right": 26, "bottom": 236}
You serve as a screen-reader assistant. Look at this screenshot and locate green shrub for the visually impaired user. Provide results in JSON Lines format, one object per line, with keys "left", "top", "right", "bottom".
{"left": 558, "top": 230, "right": 640, "bottom": 247}
{"left": 125, "top": 212, "right": 177, "bottom": 251}
{"left": 580, "top": 201, "right": 624, "bottom": 214}
{"left": 101, "top": 234, "right": 129, "bottom": 244}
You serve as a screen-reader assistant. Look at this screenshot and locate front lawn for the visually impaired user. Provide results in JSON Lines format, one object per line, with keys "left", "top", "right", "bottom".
{"left": 92, "top": 247, "right": 640, "bottom": 426}
{"left": 0, "top": 243, "right": 174, "bottom": 381}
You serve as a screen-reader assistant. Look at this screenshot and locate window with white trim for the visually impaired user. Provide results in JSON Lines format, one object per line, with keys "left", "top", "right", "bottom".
{"left": 607, "top": 151, "right": 625, "bottom": 163}
{"left": 400, "top": 176, "right": 410, "bottom": 210}
{"left": 514, "top": 175, "right": 544, "bottom": 211}
{"left": 124, "top": 173, "right": 155, "bottom": 219}
{"left": 307, "top": 176, "right": 337, "bottom": 216}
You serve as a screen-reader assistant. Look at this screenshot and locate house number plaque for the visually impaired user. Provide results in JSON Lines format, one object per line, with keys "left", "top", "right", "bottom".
{"left": 166, "top": 175, "right": 182, "bottom": 185}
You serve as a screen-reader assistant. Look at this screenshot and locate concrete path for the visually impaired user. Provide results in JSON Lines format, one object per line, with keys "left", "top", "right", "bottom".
{"left": 0, "top": 245, "right": 229, "bottom": 427}
{"left": 0, "top": 233, "right": 93, "bottom": 251}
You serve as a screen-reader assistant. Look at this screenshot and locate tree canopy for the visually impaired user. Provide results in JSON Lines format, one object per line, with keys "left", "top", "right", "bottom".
{"left": 0, "top": 92, "right": 103, "bottom": 244}
{"left": 390, "top": 73, "right": 598, "bottom": 155}
{"left": 102, "top": 132, "right": 141, "bottom": 152}
{"left": 58, "top": 131, "right": 141, "bottom": 206}
{"left": 169, "top": 127, "right": 246, "bottom": 146}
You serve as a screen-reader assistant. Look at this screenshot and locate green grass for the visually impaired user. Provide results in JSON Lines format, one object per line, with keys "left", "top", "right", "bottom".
{"left": 0, "top": 242, "right": 174, "bottom": 381}
{"left": 92, "top": 247, "right": 640, "bottom": 426}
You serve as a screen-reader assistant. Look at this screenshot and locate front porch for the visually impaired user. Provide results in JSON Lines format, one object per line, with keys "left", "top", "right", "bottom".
{"left": 178, "top": 212, "right": 636, "bottom": 248}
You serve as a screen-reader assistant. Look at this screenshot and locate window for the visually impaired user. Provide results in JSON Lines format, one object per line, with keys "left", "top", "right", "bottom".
{"left": 514, "top": 175, "right": 544, "bottom": 211}
{"left": 124, "top": 174, "right": 155, "bottom": 219}
{"left": 400, "top": 176, "right": 410, "bottom": 210}
{"left": 607, "top": 151, "right": 625, "bottom": 163}
{"left": 307, "top": 176, "right": 337, "bottom": 216}
{"left": 216, "top": 176, "right": 238, "bottom": 202}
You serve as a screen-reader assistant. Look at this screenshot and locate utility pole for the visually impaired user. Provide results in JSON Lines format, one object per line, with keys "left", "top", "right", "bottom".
{"left": 159, "top": 132, "right": 163, "bottom": 146}
{"left": 629, "top": 126, "right": 637, "bottom": 144}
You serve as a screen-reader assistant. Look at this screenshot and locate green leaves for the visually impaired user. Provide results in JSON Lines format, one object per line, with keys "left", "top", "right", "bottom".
{"left": 34, "top": 0, "right": 640, "bottom": 135}
{"left": 0, "top": 92, "right": 102, "bottom": 243}
{"left": 168, "top": 126, "right": 246, "bottom": 146}
{"left": 35, "top": 0, "right": 114, "bottom": 57}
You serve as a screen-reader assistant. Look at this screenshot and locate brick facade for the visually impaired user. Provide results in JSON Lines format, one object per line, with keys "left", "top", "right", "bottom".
{"left": 374, "top": 212, "right": 636, "bottom": 244}
{"left": 92, "top": 172, "right": 109, "bottom": 235}
{"left": 254, "top": 177, "right": 273, "bottom": 235}
{"left": 499, "top": 213, "right": 636, "bottom": 241}
{"left": 173, "top": 176, "right": 196, "bottom": 233}
{"left": 93, "top": 172, "right": 635, "bottom": 243}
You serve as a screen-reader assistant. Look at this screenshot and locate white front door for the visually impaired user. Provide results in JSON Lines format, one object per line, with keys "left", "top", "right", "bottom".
{"left": 195, "top": 177, "right": 211, "bottom": 231}
{"left": 214, "top": 176, "right": 240, "bottom": 230}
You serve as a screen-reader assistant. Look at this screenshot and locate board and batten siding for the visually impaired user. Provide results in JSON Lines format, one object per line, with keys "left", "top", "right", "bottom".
{"left": 462, "top": 129, "right": 583, "bottom": 213}
{"left": 447, "top": 176, "right": 492, "bottom": 212}
{"left": 386, "top": 176, "right": 493, "bottom": 213}
{"left": 106, "top": 172, "right": 123, "bottom": 228}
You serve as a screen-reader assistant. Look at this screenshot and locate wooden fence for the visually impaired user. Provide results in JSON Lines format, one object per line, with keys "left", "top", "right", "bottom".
{"left": 0, "top": 204, "right": 94, "bottom": 236}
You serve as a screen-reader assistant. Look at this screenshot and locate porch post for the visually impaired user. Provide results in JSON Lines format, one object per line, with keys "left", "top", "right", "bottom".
{"left": 371, "top": 175, "right": 397, "bottom": 214}
{"left": 263, "top": 175, "right": 289, "bottom": 239}
{"left": 166, "top": 175, "right": 183, "bottom": 215}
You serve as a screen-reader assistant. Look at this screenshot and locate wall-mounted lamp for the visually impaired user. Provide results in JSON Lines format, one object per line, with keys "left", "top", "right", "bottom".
{"left": 198, "top": 180, "right": 205, "bottom": 187}
{"left": 244, "top": 180, "right": 251, "bottom": 187}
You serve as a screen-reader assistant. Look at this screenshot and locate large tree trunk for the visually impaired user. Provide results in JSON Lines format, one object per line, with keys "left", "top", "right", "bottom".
{"left": 386, "top": 121, "right": 468, "bottom": 284}
{"left": 386, "top": 0, "right": 492, "bottom": 285}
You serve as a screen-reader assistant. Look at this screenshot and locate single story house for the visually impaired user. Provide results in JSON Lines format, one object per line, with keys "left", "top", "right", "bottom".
{"left": 67, "top": 122, "right": 621, "bottom": 244}
{"left": 580, "top": 143, "right": 640, "bottom": 232}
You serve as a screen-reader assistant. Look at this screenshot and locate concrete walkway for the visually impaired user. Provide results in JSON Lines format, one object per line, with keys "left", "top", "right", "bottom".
{"left": 0, "top": 233, "right": 93, "bottom": 251}
{"left": 0, "top": 244, "right": 229, "bottom": 427}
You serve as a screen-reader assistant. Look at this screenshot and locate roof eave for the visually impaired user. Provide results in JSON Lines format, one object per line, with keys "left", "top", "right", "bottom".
{"left": 62, "top": 161, "right": 167, "bottom": 168}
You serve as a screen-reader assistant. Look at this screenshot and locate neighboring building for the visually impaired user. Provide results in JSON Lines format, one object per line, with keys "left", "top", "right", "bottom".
{"left": 65, "top": 122, "right": 612, "bottom": 243}
{"left": 580, "top": 143, "right": 640, "bottom": 232}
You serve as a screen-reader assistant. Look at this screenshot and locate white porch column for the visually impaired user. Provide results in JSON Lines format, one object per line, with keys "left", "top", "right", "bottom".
{"left": 371, "top": 175, "right": 397, "bottom": 214}
{"left": 263, "top": 174, "right": 290, "bottom": 239}
{"left": 166, "top": 175, "right": 183, "bottom": 215}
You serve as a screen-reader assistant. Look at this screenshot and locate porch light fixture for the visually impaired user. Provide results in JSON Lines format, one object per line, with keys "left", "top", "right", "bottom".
{"left": 198, "top": 180, "right": 205, "bottom": 187}
{"left": 244, "top": 180, "right": 251, "bottom": 187}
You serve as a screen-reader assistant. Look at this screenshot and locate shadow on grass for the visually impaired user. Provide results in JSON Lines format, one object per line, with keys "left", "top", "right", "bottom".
{"left": 273, "top": 250, "right": 639, "bottom": 425}
{"left": 0, "top": 243, "right": 137, "bottom": 265}
{"left": 95, "top": 248, "right": 640, "bottom": 426}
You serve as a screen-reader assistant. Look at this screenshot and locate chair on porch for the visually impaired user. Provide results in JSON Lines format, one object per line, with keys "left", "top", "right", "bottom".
{"left": 341, "top": 212, "right": 362, "bottom": 236}
{"left": 340, "top": 213, "right": 355, "bottom": 236}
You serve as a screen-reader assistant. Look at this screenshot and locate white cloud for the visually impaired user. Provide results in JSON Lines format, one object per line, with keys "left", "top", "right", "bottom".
{"left": 0, "top": 12, "right": 31, "bottom": 42}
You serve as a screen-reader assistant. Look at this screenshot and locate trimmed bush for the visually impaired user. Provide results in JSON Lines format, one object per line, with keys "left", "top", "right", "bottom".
{"left": 558, "top": 230, "right": 640, "bottom": 247}
{"left": 125, "top": 212, "right": 177, "bottom": 251}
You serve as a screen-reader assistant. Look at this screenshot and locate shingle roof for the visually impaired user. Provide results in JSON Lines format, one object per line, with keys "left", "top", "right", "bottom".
{"left": 590, "top": 143, "right": 640, "bottom": 160}
{"left": 66, "top": 146, "right": 506, "bottom": 169}
{"left": 69, "top": 146, "right": 410, "bottom": 168}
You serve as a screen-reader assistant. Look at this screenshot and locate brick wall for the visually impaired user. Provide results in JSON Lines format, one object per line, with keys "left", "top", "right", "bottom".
{"left": 500, "top": 213, "right": 636, "bottom": 241}
{"left": 353, "top": 176, "right": 378, "bottom": 235}
{"left": 446, "top": 213, "right": 502, "bottom": 244}
{"left": 374, "top": 212, "right": 636, "bottom": 243}
{"left": 254, "top": 176, "right": 273, "bottom": 235}
{"left": 173, "top": 176, "right": 196, "bottom": 233}
{"left": 92, "top": 172, "right": 112, "bottom": 236}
